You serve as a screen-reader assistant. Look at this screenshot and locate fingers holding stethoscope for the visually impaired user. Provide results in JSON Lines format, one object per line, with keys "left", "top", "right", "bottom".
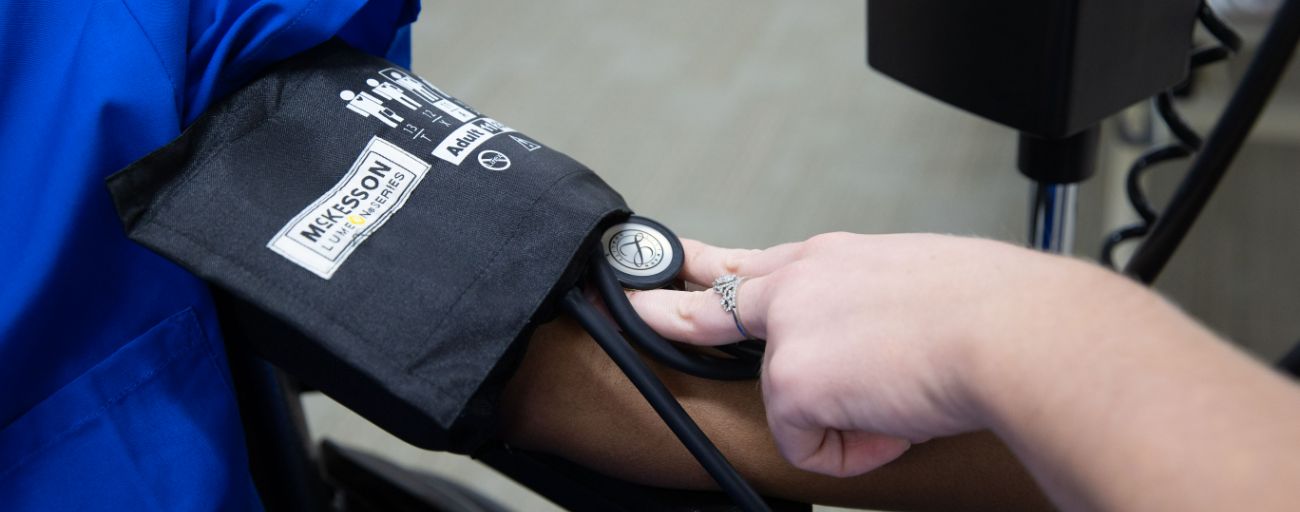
{"left": 676, "top": 238, "right": 803, "bottom": 286}
{"left": 629, "top": 238, "right": 800, "bottom": 345}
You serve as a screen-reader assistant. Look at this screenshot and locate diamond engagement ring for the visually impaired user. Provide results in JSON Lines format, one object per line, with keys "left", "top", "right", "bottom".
{"left": 712, "top": 274, "right": 755, "bottom": 340}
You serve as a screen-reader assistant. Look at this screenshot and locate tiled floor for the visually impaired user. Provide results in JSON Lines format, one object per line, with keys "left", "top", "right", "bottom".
{"left": 303, "top": 2, "right": 1300, "bottom": 510}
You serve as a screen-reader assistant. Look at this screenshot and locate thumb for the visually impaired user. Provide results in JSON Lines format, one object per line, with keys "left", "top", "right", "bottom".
{"left": 768, "top": 416, "right": 912, "bottom": 478}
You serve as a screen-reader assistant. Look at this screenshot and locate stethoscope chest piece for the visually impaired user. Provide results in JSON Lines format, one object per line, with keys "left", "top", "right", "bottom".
{"left": 600, "top": 215, "right": 684, "bottom": 290}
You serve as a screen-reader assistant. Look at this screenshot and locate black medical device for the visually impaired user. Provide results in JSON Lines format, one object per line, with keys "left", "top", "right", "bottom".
{"left": 867, "top": 0, "right": 1207, "bottom": 253}
{"left": 109, "top": 40, "right": 771, "bottom": 510}
{"left": 868, "top": 0, "right": 1203, "bottom": 185}
{"left": 867, "top": 0, "right": 1300, "bottom": 279}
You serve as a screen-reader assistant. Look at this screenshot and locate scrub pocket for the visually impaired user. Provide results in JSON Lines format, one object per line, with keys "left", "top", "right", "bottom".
{"left": 0, "top": 308, "right": 262, "bottom": 511}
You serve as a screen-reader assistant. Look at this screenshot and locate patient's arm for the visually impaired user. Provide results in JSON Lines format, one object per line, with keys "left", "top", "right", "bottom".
{"left": 499, "top": 318, "right": 1052, "bottom": 511}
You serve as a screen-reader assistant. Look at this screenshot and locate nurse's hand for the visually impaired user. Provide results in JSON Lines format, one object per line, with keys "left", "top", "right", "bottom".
{"left": 627, "top": 233, "right": 1097, "bottom": 477}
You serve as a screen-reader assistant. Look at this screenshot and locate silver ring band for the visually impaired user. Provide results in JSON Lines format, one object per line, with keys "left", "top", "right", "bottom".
{"left": 712, "top": 274, "right": 755, "bottom": 340}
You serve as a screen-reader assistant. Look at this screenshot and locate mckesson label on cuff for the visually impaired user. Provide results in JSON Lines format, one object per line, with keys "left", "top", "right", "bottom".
{"left": 431, "top": 117, "right": 515, "bottom": 165}
{"left": 268, "top": 136, "right": 431, "bottom": 279}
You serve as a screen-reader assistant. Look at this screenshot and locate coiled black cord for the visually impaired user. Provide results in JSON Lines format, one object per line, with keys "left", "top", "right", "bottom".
{"left": 1125, "top": 0, "right": 1300, "bottom": 283}
{"left": 1198, "top": 2, "right": 1245, "bottom": 52}
{"left": 1101, "top": 2, "right": 1242, "bottom": 268}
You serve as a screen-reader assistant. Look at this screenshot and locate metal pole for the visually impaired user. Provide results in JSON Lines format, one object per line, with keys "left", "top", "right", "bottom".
{"left": 1029, "top": 182, "right": 1078, "bottom": 254}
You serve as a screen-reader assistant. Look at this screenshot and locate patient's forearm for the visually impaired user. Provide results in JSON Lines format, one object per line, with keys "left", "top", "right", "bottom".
{"left": 500, "top": 318, "right": 1051, "bottom": 511}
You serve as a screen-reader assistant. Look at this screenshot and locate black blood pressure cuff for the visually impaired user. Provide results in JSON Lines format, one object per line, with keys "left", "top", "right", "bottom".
{"left": 107, "top": 40, "right": 630, "bottom": 452}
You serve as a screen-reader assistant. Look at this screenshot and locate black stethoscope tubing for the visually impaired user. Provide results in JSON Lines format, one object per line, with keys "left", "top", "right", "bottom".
{"left": 566, "top": 217, "right": 769, "bottom": 510}
{"left": 561, "top": 285, "right": 770, "bottom": 511}
{"left": 590, "top": 251, "right": 763, "bottom": 381}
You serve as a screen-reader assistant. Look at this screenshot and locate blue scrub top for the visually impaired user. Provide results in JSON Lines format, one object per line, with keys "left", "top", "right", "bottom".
{"left": 0, "top": 1, "right": 417, "bottom": 509}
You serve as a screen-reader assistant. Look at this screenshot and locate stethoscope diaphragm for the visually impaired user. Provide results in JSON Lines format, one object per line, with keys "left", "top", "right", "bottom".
{"left": 600, "top": 215, "right": 684, "bottom": 290}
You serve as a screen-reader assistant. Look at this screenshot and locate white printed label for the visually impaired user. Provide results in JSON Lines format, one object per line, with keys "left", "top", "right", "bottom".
{"left": 268, "top": 137, "right": 431, "bottom": 279}
{"left": 509, "top": 134, "right": 543, "bottom": 152}
{"left": 430, "top": 117, "right": 515, "bottom": 165}
{"left": 432, "top": 99, "right": 476, "bottom": 122}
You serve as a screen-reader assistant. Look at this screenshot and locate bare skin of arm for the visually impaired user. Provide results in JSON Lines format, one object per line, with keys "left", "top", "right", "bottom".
{"left": 965, "top": 258, "right": 1300, "bottom": 511}
{"left": 499, "top": 317, "right": 1052, "bottom": 511}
